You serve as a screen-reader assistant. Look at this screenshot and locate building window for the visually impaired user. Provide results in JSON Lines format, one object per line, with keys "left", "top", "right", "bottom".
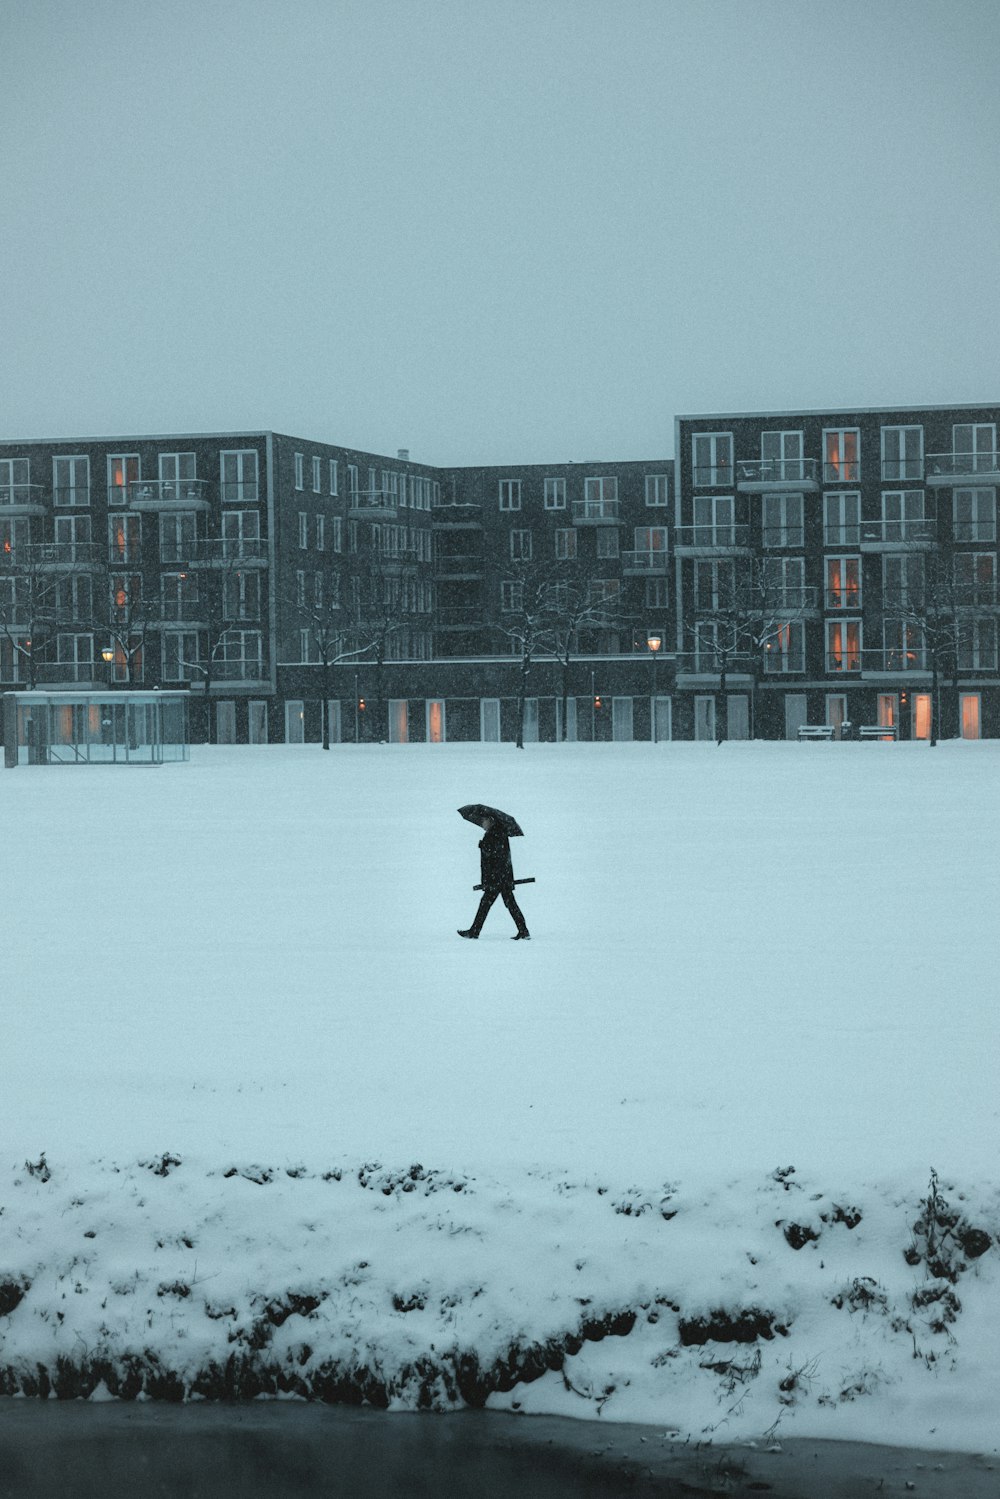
{"left": 826, "top": 556, "right": 861, "bottom": 610}
{"left": 316, "top": 514, "right": 326, "bottom": 551}
{"left": 294, "top": 453, "right": 304, "bottom": 490}
{"left": 348, "top": 465, "right": 359, "bottom": 497}
{"left": 53, "top": 455, "right": 90, "bottom": 506}
{"left": 763, "top": 620, "right": 805, "bottom": 673}
{"left": 881, "top": 425, "right": 923, "bottom": 481}
{"left": 823, "top": 428, "right": 860, "bottom": 483}
{"left": 762, "top": 493, "right": 804, "bottom": 547}
{"left": 824, "top": 492, "right": 860, "bottom": 547}
{"left": 645, "top": 474, "right": 669, "bottom": 507}
{"left": 879, "top": 490, "right": 926, "bottom": 543}
{"left": 107, "top": 454, "right": 139, "bottom": 504}
{"left": 645, "top": 576, "right": 668, "bottom": 608}
{"left": 158, "top": 512, "right": 197, "bottom": 563}
{"left": 501, "top": 580, "right": 523, "bottom": 611}
{"left": 221, "top": 449, "right": 259, "bottom": 502}
{"left": 499, "top": 479, "right": 521, "bottom": 512}
{"left": 329, "top": 459, "right": 339, "bottom": 495}
{"left": 0, "top": 458, "right": 29, "bottom": 504}
{"left": 554, "top": 528, "right": 576, "bottom": 560}
{"left": 584, "top": 476, "right": 619, "bottom": 505}
{"left": 954, "top": 487, "right": 996, "bottom": 542}
{"left": 694, "top": 558, "right": 734, "bottom": 610}
{"left": 597, "top": 529, "right": 619, "bottom": 559}
{"left": 693, "top": 494, "right": 735, "bottom": 547}
{"left": 296, "top": 570, "right": 306, "bottom": 607}
{"left": 158, "top": 452, "right": 198, "bottom": 499}
{"left": 826, "top": 618, "right": 862, "bottom": 672}
{"left": 882, "top": 553, "right": 924, "bottom": 609}
{"left": 953, "top": 552, "right": 996, "bottom": 606}
{"left": 223, "top": 570, "right": 261, "bottom": 621}
{"left": 221, "top": 509, "right": 259, "bottom": 558}
{"left": 219, "top": 631, "right": 263, "bottom": 679}
{"left": 162, "top": 631, "right": 200, "bottom": 682}
{"left": 160, "top": 571, "right": 200, "bottom": 622}
{"left": 953, "top": 423, "right": 996, "bottom": 470}
{"left": 54, "top": 513, "right": 91, "bottom": 560}
{"left": 957, "top": 618, "right": 998, "bottom": 670}
{"left": 692, "top": 434, "right": 733, "bottom": 487}
{"left": 298, "top": 512, "right": 308, "bottom": 549}
{"left": 760, "top": 431, "right": 805, "bottom": 482}
{"left": 312, "top": 456, "right": 322, "bottom": 493}
{"left": 510, "top": 529, "right": 532, "bottom": 560}
{"left": 108, "top": 512, "right": 140, "bottom": 564}
{"left": 332, "top": 517, "right": 343, "bottom": 552}
{"left": 544, "top": 478, "right": 566, "bottom": 509}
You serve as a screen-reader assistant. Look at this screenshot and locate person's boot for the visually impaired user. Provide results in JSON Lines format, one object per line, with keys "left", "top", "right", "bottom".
{"left": 512, "top": 931, "right": 530, "bottom": 940}
{"left": 457, "top": 929, "right": 479, "bottom": 939}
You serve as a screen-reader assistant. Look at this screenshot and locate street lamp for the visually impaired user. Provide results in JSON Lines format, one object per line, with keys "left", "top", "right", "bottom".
{"left": 647, "top": 633, "right": 662, "bottom": 743}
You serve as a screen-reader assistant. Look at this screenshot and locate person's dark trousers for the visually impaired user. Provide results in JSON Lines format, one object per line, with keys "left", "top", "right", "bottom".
{"left": 469, "top": 885, "right": 529, "bottom": 937}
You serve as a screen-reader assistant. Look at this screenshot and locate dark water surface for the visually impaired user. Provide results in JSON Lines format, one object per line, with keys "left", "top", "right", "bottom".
{"left": 0, "top": 1401, "right": 996, "bottom": 1499}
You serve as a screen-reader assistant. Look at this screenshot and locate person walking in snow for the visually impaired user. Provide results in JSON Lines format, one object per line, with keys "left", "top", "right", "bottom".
{"left": 458, "top": 814, "right": 530, "bottom": 940}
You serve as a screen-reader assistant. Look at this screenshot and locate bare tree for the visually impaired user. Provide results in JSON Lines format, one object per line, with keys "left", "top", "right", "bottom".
{"left": 689, "top": 556, "right": 813, "bottom": 743}
{"left": 0, "top": 541, "right": 94, "bottom": 688}
{"left": 546, "top": 562, "right": 637, "bottom": 740}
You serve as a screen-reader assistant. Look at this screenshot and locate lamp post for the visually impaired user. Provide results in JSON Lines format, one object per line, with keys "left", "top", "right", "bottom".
{"left": 647, "top": 633, "right": 662, "bottom": 743}
{"left": 101, "top": 645, "right": 115, "bottom": 683}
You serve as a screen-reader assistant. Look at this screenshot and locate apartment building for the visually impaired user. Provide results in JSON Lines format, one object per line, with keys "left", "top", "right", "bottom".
{"left": 674, "top": 404, "right": 1000, "bottom": 741}
{"left": 2, "top": 403, "right": 996, "bottom": 744}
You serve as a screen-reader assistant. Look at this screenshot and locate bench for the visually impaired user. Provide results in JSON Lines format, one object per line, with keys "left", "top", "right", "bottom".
{"left": 859, "top": 724, "right": 898, "bottom": 741}
{"left": 797, "top": 724, "right": 836, "bottom": 742}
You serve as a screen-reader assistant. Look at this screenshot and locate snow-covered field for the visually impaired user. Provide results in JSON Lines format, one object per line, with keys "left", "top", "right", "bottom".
{"left": 2, "top": 742, "right": 998, "bottom": 1454}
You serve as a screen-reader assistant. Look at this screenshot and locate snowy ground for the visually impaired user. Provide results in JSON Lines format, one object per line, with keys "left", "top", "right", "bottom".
{"left": 1, "top": 742, "right": 998, "bottom": 1455}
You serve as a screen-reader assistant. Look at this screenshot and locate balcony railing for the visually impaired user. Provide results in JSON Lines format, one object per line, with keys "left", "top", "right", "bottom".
{"left": 825, "top": 589, "right": 863, "bottom": 610}
{"left": 128, "top": 480, "right": 210, "bottom": 509}
{"left": 571, "top": 499, "right": 620, "bottom": 525}
{"left": 621, "top": 548, "right": 669, "bottom": 573}
{"left": 762, "top": 526, "right": 805, "bottom": 548}
{"left": 825, "top": 649, "right": 930, "bottom": 674}
{"left": 432, "top": 502, "right": 483, "bottom": 524}
{"left": 692, "top": 465, "right": 734, "bottom": 487}
{"left": 214, "top": 657, "right": 265, "bottom": 681}
{"left": 186, "top": 539, "right": 267, "bottom": 566}
{"left": 736, "top": 458, "right": 819, "bottom": 490}
{"left": 435, "top": 607, "right": 483, "bottom": 627}
{"left": 763, "top": 586, "right": 819, "bottom": 612}
{"left": 926, "top": 452, "right": 1000, "bottom": 483}
{"left": 9, "top": 542, "right": 102, "bottom": 569}
{"left": 674, "top": 524, "right": 750, "bottom": 552}
{"left": 434, "top": 553, "right": 485, "bottom": 576}
{"left": 880, "top": 460, "right": 924, "bottom": 481}
{"left": 52, "top": 488, "right": 92, "bottom": 507}
{"left": 348, "top": 490, "right": 397, "bottom": 520}
{"left": 158, "top": 600, "right": 206, "bottom": 623}
{"left": 822, "top": 462, "right": 861, "bottom": 484}
{"left": 860, "top": 519, "right": 937, "bottom": 546}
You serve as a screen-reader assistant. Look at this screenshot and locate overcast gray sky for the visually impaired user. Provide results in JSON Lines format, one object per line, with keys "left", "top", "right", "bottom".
{"left": 2, "top": 0, "right": 998, "bottom": 464}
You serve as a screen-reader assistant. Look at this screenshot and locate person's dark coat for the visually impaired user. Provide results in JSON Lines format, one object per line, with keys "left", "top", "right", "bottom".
{"left": 480, "top": 824, "right": 515, "bottom": 892}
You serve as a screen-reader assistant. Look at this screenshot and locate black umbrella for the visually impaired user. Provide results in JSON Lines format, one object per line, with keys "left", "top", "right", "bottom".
{"left": 458, "top": 803, "right": 524, "bottom": 837}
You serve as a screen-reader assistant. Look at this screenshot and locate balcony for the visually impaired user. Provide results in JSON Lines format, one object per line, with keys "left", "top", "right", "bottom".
{"left": 825, "top": 590, "right": 863, "bottom": 610}
{"left": 571, "top": 499, "right": 620, "bottom": 525}
{"left": 825, "top": 649, "right": 931, "bottom": 675}
{"left": 762, "top": 526, "right": 805, "bottom": 549}
{"left": 435, "top": 607, "right": 484, "bottom": 628}
{"left": 378, "top": 546, "right": 419, "bottom": 573}
{"left": 185, "top": 539, "right": 268, "bottom": 568}
{"left": 432, "top": 502, "right": 483, "bottom": 529}
{"left": 52, "top": 487, "right": 92, "bottom": 508}
{"left": 859, "top": 519, "right": 937, "bottom": 550}
{"left": 880, "top": 460, "right": 925, "bottom": 482}
{"left": 21, "top": 542, "right": 102, "bottom": 570}
{"left": 764, "top": 586, "right": 819, "bottom": 615}
{"left": 128, "top": 480, "right": 211, "bottom": 512}
{"left": 925, "top": 452, "right": 1000, "bottom": 486}
{"left": 0, "top": 484, "right": 46, "bottom": 516}
{"left": 674, "top": 524, "right": 750, "bottom": 556}
{"left": 692, "top": 465, "right": 734, "bottom": 488}
{"left": 621, "top": 549, "right": 670, "bottom": 574}
{"left": 434, "top": 553, "right": 485, "bottom": 578}
{"left": 348, "top": 489, "right": 397, "bottom": 521}
{"left": 736, "top": 458, "right": 819, "bottom": 492}
{"left": 157, "top": 600, "right": 207, "bottom": 625}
